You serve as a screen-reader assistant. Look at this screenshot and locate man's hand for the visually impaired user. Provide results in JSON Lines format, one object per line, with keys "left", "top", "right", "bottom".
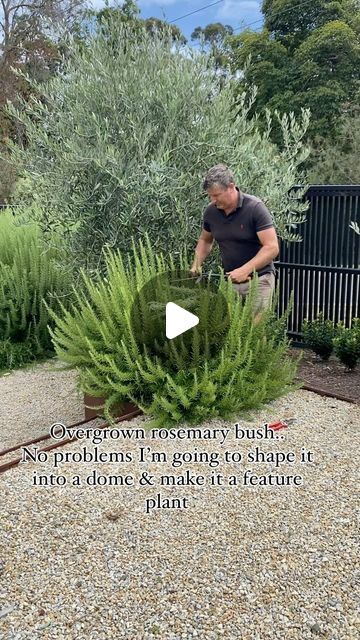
{"left": 226, "top": 266, "right": 252, "bottom": 283}
{"left": 190, "top": 230, "right": 213, "bottom": 279}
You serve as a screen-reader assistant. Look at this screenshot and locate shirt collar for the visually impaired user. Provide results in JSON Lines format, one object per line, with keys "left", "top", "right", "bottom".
{"left": 236, "top": 187, "right": 244, "bottom": 209}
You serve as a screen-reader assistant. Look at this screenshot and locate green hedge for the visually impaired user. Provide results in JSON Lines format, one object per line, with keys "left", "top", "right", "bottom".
{"left": 0, "top": 211, "right": 73, "bottom": 364}
{"left": 302, "top": 313, "right": 360, "bottom": 370}
{"left": 333, "top": 320, "right": 360, "bottom": 370}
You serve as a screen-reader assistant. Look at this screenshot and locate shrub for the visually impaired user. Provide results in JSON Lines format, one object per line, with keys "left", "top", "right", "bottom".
{"left": 5, "top": 20, "right": 310, "bottom": 274}
{"left": 302, "top": 312, "right": 336, "bottom": 360}
{"left": 0, "top": 339, "right": 38, "bottom": 373}
{"left": 0, "top": 211, "right": 73, "bottom": 355}
{"left": 48, "top": 237, "right": 301, "bottom": 427}
{"left": 333, "top": 320, "right": 360, "bottom": 370}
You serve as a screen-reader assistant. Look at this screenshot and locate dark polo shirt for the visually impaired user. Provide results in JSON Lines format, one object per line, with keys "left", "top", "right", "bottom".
{"left": 203, "top": 187, "right": 276, "bottom": 276}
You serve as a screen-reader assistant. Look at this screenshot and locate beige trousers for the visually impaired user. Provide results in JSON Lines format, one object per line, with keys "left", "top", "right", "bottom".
{"left": 232, "top": 272, "right": 276, "bottom": 314}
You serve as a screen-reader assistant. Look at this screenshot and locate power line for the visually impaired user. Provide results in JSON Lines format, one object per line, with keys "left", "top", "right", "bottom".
{"left": 169, "top": 0, "right": 224, "bottom": 24}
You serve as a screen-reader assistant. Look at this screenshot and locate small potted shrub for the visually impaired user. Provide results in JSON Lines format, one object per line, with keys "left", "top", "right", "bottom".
{"left": 333, "top": 320, "right": 360, "bottom": 370}
{"left": 302, "top": 312, "right": 336, "bottom": 360}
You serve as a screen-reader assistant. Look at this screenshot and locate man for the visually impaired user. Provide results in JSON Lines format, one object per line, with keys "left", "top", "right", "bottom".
{"left": 190, "top": 164, "right": 279, "bottom": 320}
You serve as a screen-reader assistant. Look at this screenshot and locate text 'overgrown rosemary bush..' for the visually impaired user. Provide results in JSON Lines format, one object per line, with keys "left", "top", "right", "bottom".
{"left": 0, "top": 211, "right": 73, "bottom": 358}
{"left": 5, "top": 18, "right": 310, "bottom": 274}
{"left": 48, "top": 237, "right": 301, "bottom": 427}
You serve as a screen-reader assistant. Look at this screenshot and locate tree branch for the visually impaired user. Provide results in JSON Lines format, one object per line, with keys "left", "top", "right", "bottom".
{"left": 7, "top": 1, "right": 47, "bottom": 12}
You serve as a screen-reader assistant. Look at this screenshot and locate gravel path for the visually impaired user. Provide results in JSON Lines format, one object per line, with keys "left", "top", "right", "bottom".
{"left": 0, "top": 360, "right": 359, "bottom": 640}
{"left": 0, "top": 360, "right": 84, "bottom": 451}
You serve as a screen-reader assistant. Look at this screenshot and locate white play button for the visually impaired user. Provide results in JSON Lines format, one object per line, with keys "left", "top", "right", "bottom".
{"left": 166, "top": 302, "right": 199, "bottom": 340}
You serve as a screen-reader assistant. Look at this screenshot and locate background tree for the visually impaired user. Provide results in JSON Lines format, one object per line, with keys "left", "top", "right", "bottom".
{"left": 191, "top": 22, "right": 233, "bottom": 46}
{"left": 88, "top": 0, "right": 186, "bottom": 43}
{"left": 308, "top": 103, "right": 360, "bottom": 183}
{"left": 191, "top": 22, "right": 233, "bottom": 71}
{"left": 0, "top": 0, "right": 85, "bottom": 203}
{"left": 143, "top": 17, "right": 186, "bottom": 43}
{"left": 226, "top": 0, "right": 360, "bottom": 150}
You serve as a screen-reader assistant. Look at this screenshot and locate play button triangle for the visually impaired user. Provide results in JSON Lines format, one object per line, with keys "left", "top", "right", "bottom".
{"left": 166, "top": 302, "right": 199, "bottom": 340}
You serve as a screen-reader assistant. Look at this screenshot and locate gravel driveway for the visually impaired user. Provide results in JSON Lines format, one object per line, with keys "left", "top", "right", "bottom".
{"left": 0, "top": 360, "right": 359, "bottom": 640}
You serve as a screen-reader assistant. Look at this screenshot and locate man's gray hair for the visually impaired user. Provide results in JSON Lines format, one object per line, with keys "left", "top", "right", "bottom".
{"left": 203, "top": 164, "right": 235, "bottom": 190}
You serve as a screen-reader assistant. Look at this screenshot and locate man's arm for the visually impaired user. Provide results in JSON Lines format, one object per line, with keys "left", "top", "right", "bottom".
{"left": 246, "top": 227, "right": 279, "bottom": 271}
{"left": 190, "top": 229, "right": 214, "bottom": 274}
{"left": 226, "top": 227, "right": 279, "bottom": 283}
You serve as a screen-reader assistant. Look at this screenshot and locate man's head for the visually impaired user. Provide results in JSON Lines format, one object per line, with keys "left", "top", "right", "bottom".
{"left": 203, "top": 164, "right": 238, "bottom": 211}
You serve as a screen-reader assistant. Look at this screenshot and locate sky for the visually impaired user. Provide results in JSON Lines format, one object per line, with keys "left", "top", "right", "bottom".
{"left": 86, "top": 0, "right": 264, "bottom": 42}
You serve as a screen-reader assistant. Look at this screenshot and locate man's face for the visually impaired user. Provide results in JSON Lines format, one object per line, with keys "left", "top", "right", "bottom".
{"left": 207, "top": 183, "right": 234, "bottom": 210}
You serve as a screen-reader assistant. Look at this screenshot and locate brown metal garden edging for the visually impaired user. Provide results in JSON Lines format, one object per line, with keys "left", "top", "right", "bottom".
{"left": 297, "top": 382, "right": 358, "bottom": 405}
{"left": 0, "top": 415, "right": 97, "bottom": 457}
{"left": 0, "top": 407, "right": 143, "bottom": 475}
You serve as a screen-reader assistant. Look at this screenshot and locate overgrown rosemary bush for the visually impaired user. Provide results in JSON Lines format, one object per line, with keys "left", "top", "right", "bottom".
{"left": 302, "top": 312, "right": 336, "bottom": 360}
{"left": 0, "top": 211, "right": 73, "bottom": 356}
{"left": 48, "top": 237, "right": 301, "bottom": 427}
{"left": 5, "top": 19, "right": 310, "bottom": 274}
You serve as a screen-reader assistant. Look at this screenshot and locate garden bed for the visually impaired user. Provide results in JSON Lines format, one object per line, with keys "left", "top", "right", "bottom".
{"left": 289, "top": 346, "right": 359, "bottom": 404}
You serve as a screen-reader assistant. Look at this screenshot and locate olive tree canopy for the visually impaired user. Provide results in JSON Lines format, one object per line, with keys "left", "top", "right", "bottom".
{"left": 5, "top": 18, "right": 311, "bottom": 272}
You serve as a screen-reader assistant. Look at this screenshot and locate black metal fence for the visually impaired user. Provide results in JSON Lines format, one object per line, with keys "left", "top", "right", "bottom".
{"left": 275, "top": 185, "right": 360, "bottom": 344}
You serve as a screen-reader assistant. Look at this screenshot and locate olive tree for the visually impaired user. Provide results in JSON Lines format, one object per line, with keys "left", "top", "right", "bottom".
{"left": 5, "top": 18, "right": 311, "bottom": 274}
